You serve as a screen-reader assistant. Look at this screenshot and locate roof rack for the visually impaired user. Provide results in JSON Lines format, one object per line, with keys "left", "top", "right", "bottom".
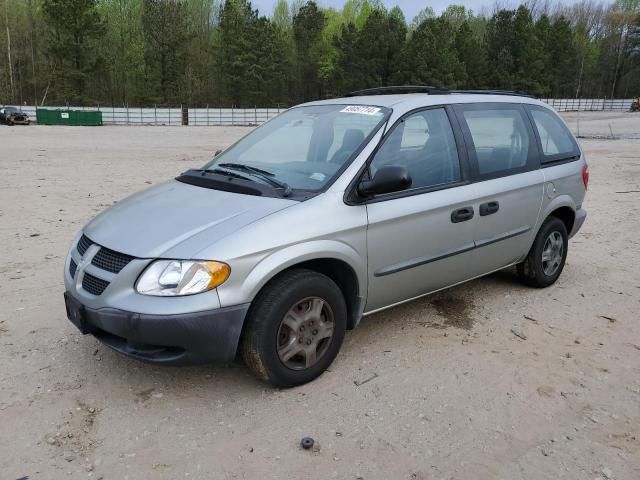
{"left": 450, "top": 89, "right": 534, "bottom": 98}
{"left": 345, "top": 85, "right": 450, "bottom": 97}
{"left": 345, "top": 85, "right": 534, "bottom": 98}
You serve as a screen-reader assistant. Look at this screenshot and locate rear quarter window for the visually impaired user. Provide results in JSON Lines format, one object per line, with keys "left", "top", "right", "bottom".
{"left": 527, "top": 106, "right": 580, "bottom": 163}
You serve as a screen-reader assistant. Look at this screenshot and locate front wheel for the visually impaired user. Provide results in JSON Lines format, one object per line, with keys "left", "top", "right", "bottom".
{"left": 240, "top": 269, "right": 347, "bottom": 387}
{"left": 517, "top": 217, "right": 568, "bottom": 288}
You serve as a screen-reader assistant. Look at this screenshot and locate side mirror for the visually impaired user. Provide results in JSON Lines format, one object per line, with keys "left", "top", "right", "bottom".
{"left": 214, "top": 149, "right": 222, "bottom": 157}
{"left": 358, "top": 165, "right": 412, "bottom": 197}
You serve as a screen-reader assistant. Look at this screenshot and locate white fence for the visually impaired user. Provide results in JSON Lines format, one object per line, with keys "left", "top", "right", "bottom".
{"left": 8, "top": 105, "right": 286, "bottom": 126}
{"left": 189, "top": 107, "right": 285, "bottom": 125}
{"left": 542, "top": 98, "right": 633, "bottom": 112}
{"left": 5, "top": 99, "right": 634, "bottom": 125}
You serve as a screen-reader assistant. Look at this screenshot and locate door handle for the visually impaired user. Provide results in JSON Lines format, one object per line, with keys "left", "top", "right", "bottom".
{"left": 451, "top": 206, "right": 474, "bottom": 223}
{"left": 479, "top": 201, "right": 500, "bottom": 216}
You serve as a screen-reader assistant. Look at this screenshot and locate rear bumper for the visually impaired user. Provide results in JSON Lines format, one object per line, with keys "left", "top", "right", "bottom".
{"left": 569, "top": 208, "right": 587, "bottom": 239}
{"left": 64, "top": 291, "right": 249, "bottom": 365}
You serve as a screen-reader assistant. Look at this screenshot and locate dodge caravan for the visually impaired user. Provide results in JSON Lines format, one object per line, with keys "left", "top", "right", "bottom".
{"left": 64, "top": 87, "right": 588, "bottom": 386}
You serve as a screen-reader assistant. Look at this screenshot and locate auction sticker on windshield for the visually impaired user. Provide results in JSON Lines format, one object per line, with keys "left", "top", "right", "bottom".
{"left": 340, "top": 106, "right": 381, "bottom": 115}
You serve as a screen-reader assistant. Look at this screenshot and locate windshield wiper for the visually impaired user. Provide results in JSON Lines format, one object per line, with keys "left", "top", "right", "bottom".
{"left": 217, "top": 163, "right": 292, "bottom": 197}
{"left": 201, "top": 168, "right": 256, "bottom": 182}
{"left": 219, "top": 163, "right": 275, "bottom": 177}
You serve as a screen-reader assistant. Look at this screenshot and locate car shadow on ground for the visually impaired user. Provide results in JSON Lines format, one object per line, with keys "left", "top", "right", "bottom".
{"left": 69, "top": 266, "right": 530, "bottom": 393}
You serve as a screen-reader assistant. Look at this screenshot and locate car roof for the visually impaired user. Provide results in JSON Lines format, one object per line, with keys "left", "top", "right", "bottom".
{"left": 300, "top": 92, "right": 548, "bottom": 111}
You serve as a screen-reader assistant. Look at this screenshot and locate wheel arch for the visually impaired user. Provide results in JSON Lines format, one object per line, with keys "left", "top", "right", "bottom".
{"left": 540, "top": 195, "right": 577, "bottom": 234}
{"left": 547, "top": 206, "right": 575, "bottom": 234}
{"left": 280, "top": 258, "right": 362, "bottom": 330}
{"left": 521, "top": 196, "right": 576, "bottom": 258}
{"left": 220, "top": 240, "right": 367, "bottom": 330}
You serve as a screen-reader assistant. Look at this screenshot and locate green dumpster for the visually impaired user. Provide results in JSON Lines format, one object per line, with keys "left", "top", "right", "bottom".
{"left": 36, "top": 109, "right": 102, "bottom": 126}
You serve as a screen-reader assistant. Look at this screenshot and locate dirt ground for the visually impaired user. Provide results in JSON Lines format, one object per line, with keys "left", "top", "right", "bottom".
{"left": 1, "top": 111, "right": 639, "bottom": 480}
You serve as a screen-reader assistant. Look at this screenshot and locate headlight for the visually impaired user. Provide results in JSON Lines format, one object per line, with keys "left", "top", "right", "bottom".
{"left": 136, "top": 260, "right": 230, "bottom": 296}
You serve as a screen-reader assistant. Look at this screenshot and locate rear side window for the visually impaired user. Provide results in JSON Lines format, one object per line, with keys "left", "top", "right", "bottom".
{"left": 456, "top": 105, "right": 534, "bottom": 178}
{"left": 528, "top": 107, "right": 580, "bottom": 162}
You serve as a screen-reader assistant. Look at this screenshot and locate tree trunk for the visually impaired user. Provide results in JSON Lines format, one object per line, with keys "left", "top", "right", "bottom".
{"left": 5, "top": 0, "right": 15, "bottom": 102}
{"left": 610, "top": 17, "right": 629, "bottom": 100}
{"left": 575, "top": 54, "right": 584, "bottom": 99}
{"left": 28, "top": 0, "right": 37, "bottom": 104}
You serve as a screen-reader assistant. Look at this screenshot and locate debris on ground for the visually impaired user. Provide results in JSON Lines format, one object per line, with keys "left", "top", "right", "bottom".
{"left": 300, "top": 437, "right": 314, "bottom": 450}
{"left": 510, "top": 328, "right": 527, "bottom": 340}
{"left": 599, "top": 315, "right": 617, "bottom": 323}
{"left": 354, "top": 373, "right": 378, "bottom": 386}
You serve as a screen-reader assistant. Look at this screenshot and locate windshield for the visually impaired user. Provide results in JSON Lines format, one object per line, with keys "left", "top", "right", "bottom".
{"left": 203, "top": 104, "right": 389, "bottom": 192}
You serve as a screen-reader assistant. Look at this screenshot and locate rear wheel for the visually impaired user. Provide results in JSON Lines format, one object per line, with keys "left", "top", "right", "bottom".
{"left": 517, "top": 217, "right": 568, "bottom": 288}
{"left": 240, "top": 269, "right": 347, "bottom": 387}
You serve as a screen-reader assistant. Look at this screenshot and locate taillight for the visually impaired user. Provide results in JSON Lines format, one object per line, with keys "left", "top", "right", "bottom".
{"left": 582, "top": 164, "right": 589, "bottom": 190}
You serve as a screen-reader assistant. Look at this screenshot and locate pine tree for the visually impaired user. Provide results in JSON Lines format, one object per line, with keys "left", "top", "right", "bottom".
{"left": 511, "top": 6, "right": 545, "bottom": 95}
{"left": 293, "top": 1, "right": 326, "bottom": 101}
{"left": 455, "top": 20, "right": 487, "bottom": 89}
{"left": 42, "top": 0, "right": 106, "bottom": 103}
{"left": 485, "top": 9, "right": 515, "bottom": 89}
{"left": 404, "top": 17, "right": 465, "bottom": 88}
{"left": 141, "top": 0, "right": 190, "bottom": 104}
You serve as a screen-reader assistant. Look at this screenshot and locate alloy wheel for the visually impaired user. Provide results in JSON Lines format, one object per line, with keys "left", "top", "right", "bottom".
{"left": 542, "top": 231, "right": 564, "bottom": 276}
{"left": 276, "top": 297, "right": 334, "bottom": 370}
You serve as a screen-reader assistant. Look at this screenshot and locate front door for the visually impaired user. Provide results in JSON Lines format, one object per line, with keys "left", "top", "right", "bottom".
{"left": 364, "top": 107, "right": 478, "bottom": 312}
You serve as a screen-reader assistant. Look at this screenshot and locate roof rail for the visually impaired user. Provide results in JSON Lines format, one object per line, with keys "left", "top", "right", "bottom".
{"left": 450, "top": 89, "right": 534, "bottom": 98}
{"left": 345, "top": 85, "right": 450, "bottom": 97}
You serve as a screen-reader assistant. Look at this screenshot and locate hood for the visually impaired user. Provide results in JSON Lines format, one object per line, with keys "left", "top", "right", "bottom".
{"left": 84, "top": 180, "right": 296, "bottom": 258}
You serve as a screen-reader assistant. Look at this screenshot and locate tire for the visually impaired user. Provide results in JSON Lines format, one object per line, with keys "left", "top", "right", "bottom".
{"left": 240, "top": 269, "right": 347, "bottom": 387}
{"left": 517, "top": 217, "right": 568, "bottom": 288}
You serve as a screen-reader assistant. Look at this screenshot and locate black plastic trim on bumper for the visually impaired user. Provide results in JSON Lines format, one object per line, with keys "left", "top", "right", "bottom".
{"left": 64, "top": 292, "right": 249, "bottom": 366}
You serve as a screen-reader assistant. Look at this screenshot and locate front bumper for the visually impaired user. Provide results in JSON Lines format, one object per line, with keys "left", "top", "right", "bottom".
{"left": 64, "top": 291, "right": 249, "bottom": 365}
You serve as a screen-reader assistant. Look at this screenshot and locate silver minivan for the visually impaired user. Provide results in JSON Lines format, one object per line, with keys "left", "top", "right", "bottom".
{"left": 64, "top": 87, "right": 588, "bottom": 386}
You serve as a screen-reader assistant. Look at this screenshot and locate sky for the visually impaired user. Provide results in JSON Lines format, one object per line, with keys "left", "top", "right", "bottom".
{"left": 251, "top": 0, "right": 583, "bottom": 21}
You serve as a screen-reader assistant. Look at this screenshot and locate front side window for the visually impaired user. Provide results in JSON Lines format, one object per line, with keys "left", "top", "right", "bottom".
{"left": 459, "top": 107, "right": 532, "bottom": 176}
{"left": 203, "top": 104, "right": 389, "bottom": 192}
{"left": 370, "top": 108, "right": 461, "bottom": 190}
{"left": 529, "top": 107, "right": 579, "bottom": 161}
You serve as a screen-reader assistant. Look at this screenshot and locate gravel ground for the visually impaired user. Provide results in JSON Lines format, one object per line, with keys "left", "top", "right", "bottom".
{"left": 1, "top": 112, "right": 639, "bottom": 480}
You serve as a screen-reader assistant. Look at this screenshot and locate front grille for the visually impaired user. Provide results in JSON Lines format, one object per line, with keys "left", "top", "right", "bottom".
{"left": 69, "top": 259, "right": 77, "bottom": 278}
{"left": 77, "top": 234, "right": 93, "bottom": 256}
{"left": 91, "top": 247, "right": 133, "bottom": 273}
{"left": 82, "top": 273, "right": 109, "bottom": 296}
